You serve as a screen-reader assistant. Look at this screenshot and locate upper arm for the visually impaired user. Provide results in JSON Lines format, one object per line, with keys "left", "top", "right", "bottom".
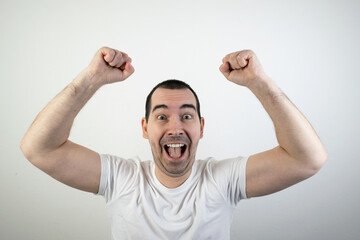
{"left": 245, "top": 146, "right": 318, "bottom": 198}
{"left": 28, "top": 140, "right": 101, "bottom": 194}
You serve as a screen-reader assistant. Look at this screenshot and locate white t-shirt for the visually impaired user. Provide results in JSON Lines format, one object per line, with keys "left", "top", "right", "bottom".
{"left": 98, "top": 154, "right": 248, "bottom": 240}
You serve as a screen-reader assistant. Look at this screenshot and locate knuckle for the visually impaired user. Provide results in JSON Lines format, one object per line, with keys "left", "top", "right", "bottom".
{"left": 113, "top": 53, "right": 121, "bottom": 62}
{"left": 116, "top": 51, "right": 123, "bottom": 58}
{"left": 246, "top": 49, "right": 254, "bottom": 55}
{"left": 110, "top": 49, "right": 116, "bottom": 56}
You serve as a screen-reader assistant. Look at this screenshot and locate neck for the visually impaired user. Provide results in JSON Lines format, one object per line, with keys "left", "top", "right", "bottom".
{"left": 154, "top": 167, "right": 192, "bottom": 189}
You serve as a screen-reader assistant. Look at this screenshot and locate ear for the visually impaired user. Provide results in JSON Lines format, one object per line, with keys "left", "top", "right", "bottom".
{"left": 141, "top": 117, "right": 148, "bottom": 139}
{"left": 200, "top": 117, "right": 205, "bottom": 138}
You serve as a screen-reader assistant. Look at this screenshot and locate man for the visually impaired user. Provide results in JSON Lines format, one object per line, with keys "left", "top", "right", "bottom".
{"left": 20, "top": 47, "right": 327, "bottom": 239}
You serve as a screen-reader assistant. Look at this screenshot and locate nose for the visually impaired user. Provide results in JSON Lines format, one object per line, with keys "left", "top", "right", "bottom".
{"left": 167, "top": 117, "right": 185, "bottom": 136}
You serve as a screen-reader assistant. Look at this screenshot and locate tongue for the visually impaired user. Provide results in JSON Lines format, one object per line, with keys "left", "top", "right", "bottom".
{"left": 168, "top": 147, "right": 182, "bottom": 158}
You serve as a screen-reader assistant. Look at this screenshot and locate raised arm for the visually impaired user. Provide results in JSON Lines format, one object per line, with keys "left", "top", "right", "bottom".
{"left": 20, "top": 47, "right": 134, "bottom": 193}
{"left": 219, "top": 50, "right": 327, "bottom": 198}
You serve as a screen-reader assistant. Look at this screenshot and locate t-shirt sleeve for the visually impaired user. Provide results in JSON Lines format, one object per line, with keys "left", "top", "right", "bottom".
{"left": 96, "top": 154, "right": 109, "bottom": 196}
{"left": 210, "top": 156, "right": 249, "bottom": 206}
{"left": 97, "top": 154, "right": 139, "bottom": 204}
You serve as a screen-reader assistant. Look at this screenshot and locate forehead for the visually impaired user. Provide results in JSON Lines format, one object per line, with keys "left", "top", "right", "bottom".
{"left": 151, "top": 88, "right": 197, "bottom": 110}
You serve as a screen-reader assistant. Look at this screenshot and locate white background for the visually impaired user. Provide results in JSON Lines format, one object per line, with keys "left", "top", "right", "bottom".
{"left": 1, "top": 0, "right": 359, "bottom": 239}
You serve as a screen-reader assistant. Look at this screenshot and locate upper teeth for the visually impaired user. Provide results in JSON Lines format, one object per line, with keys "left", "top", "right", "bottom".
{"left": 167, "top": 143, "right": 184, "bottom": 148}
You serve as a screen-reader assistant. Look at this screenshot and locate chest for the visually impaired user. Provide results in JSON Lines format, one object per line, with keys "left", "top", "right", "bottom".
{"left": 107, "top": 179, "right": 233, "bottom": 239}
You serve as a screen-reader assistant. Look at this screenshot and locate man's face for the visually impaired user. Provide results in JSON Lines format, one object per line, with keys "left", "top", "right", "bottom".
{"left": 142, "top": 88, "right": 204, "bottom": 179}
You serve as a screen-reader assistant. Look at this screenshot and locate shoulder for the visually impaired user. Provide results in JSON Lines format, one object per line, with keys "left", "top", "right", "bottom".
{"left": 206, "top": 156, "right": 249, "bottom": 202}
{"left": 195, "top": 156, "right": 248, "bottom": 173}
{"left": 197, "top": 156, "right": 249, "bottom": 191}
{"left": 99, "top": 154, "right": 151, "bottom": 201}
{"left": 100, "top": 154, "right": 150, "bottom": 178}
{"left": 194, "top": 157, "right": 249, "bottom": 204}
{"left": 100, "top": 154, "right": 144, "bottom": 166}
{"left": 192, "top": 156, "right": 248, "bottom": 184}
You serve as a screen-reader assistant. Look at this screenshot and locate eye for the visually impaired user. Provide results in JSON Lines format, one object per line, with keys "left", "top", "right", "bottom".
{"left": 183, "top": 114, "right": 192, "bottom": 120}
{"left": 157, "top": 114, "right": 167, "bottom": 120}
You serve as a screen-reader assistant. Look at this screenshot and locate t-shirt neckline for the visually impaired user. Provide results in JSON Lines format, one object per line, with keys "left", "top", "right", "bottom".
{"left": 151, "top": 160, "right": 197, "bottom": 193}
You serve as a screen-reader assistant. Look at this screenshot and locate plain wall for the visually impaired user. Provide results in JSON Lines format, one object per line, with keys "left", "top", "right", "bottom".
{"left": 1, "top": 0, "right": 359, "bottom": 239}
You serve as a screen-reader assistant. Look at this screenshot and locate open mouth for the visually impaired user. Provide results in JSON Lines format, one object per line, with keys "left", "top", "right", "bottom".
{"left": 164, "top": 143, "right": 187, "bottom": 159}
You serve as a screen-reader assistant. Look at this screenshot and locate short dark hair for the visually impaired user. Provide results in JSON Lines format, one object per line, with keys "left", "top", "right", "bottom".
{"left": 145, "top": 79, "right": 201, "bottom": 122}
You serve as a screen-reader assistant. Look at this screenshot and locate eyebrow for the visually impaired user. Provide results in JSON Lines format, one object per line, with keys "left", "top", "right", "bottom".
{"left": 152, "top": 104, "right": 196, "bottom": 113}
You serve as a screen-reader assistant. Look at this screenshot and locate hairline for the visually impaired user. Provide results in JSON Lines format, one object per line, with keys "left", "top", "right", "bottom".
{"left": 145, "top": 80, "right": 201, "bottom": 122}
{"left": 148, "top": 88, "right": 199, "bottom": 120}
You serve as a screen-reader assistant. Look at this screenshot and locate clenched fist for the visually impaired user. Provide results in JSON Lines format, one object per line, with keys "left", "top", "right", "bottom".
{"left": 219, "top": 50, "right": 269, "bottom": 89}
{"left": 85, "top": 47, "right": 135, "bottom": 86}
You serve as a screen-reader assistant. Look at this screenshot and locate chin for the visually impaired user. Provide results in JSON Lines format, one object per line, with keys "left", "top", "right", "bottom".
{"left": 158, "top": 156, "right": 194, "bottom": 178}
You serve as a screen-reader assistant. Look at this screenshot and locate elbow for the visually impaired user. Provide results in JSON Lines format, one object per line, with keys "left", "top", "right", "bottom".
{"left": 20, "top": 136, "right": 53, "bottom": 173}
{"left": 317, "top": 150, "right": 328, "bottom": 170}
{"left": 306, "top": 148, "right": 328, "bottom": 176}
{"left": 20, "top": 136, "right": 35, "bottom": 162}
{"left": 20, "top": 135, "right": 43, "bottom": 164}
{"left": 20, "top": 135, "right": 65, "bottom": 174}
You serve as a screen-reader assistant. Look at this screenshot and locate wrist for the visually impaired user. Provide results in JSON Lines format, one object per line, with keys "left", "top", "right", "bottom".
{"left": 248, "top": 77, "right": 283, "bottom": 101}
{"left": 72, "top": 70, "right": 103, "bottom": 94}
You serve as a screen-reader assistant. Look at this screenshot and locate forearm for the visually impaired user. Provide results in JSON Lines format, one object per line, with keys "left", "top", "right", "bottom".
{"left": 249, "top": 78, "right": 327, "bottom": 167}
{"left": 20, "top": 71, "right": 101, "bottom": 159}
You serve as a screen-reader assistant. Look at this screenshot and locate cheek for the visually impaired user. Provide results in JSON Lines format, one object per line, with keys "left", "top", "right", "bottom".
{"left": 189, "top": 127, "right": 202, "bottom": 140}
{"left": 187, "top": 133, "right": 201, "bottom": 151}
{"left": 149, "top": 140, "right": 162, "bottom": 158}
{"left": 147, "top": 132, "right": 162, "bottom": 151}
{"left": 146, "top": 126, "right": 158, "bottom": 140}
